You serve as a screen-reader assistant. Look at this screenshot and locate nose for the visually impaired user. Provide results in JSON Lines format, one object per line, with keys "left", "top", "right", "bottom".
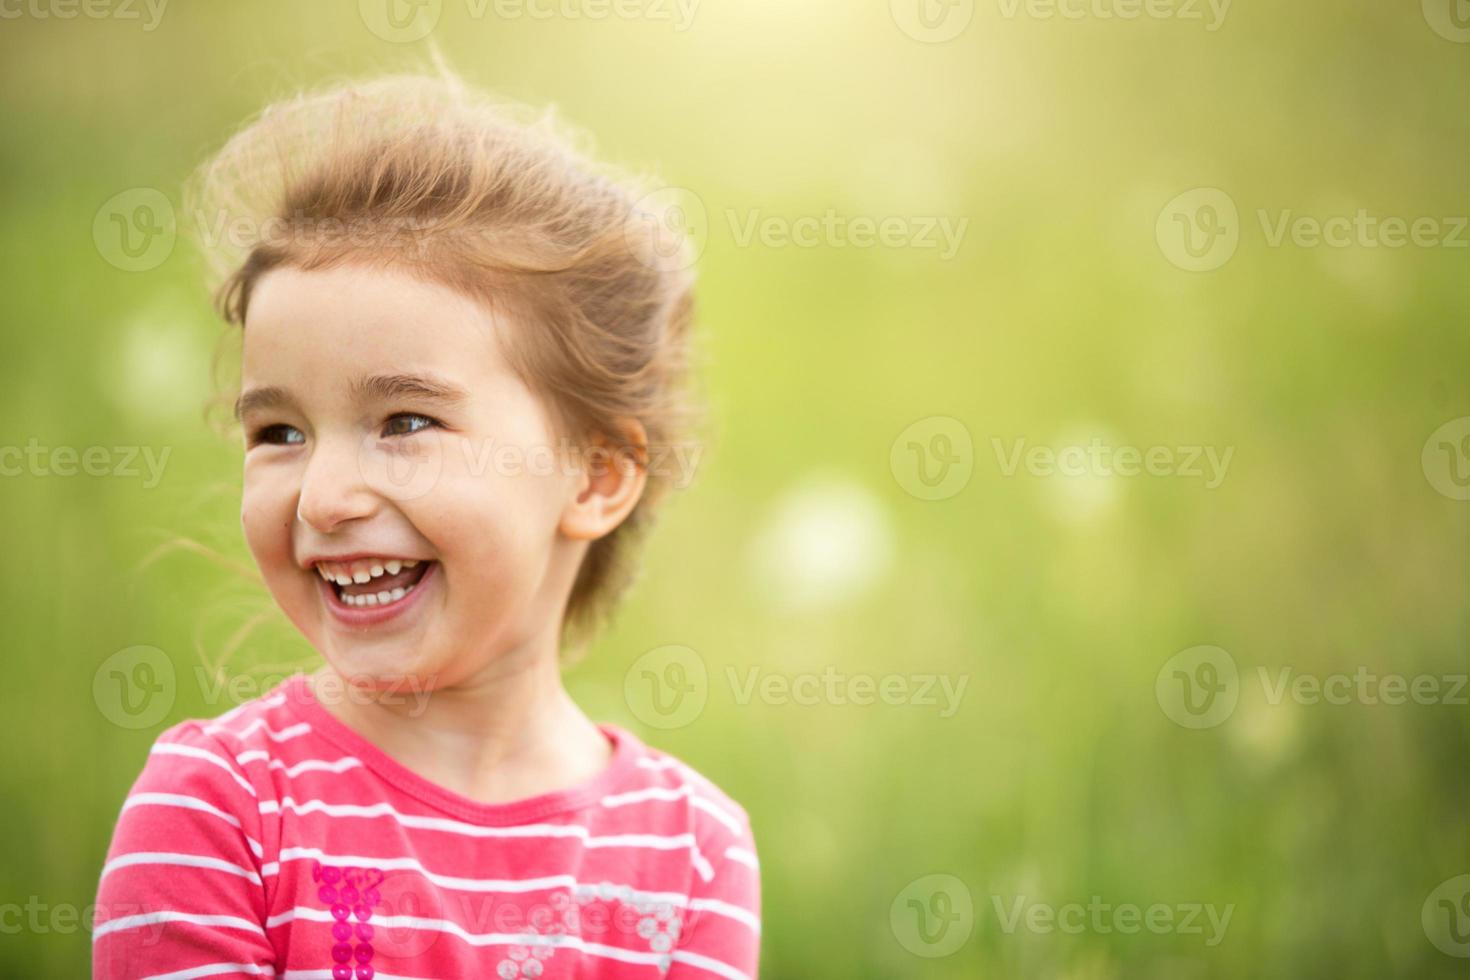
{"left": 295, "top": 435, "right": 379, "bottom": 533}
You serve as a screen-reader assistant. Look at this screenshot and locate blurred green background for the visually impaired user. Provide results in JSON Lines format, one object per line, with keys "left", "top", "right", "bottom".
{"left": 3, "top": 1, "right": 1470, "bottom": 977}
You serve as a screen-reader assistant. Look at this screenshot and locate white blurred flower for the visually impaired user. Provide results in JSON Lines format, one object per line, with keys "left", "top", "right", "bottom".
{"left": 748, "top": 474, "right": 893, "bottom": 611}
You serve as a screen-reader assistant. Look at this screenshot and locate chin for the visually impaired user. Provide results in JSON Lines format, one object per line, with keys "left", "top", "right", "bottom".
{"left": 314, "top": 641, "right": 436, "bottom": 689}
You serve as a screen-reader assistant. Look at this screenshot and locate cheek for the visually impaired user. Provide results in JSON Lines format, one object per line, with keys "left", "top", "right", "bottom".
{"left": 240, "top": 470, "right": 295, "bottom": 569}
{"left": 425, "top": 467, "right": 566, "bottom": 580}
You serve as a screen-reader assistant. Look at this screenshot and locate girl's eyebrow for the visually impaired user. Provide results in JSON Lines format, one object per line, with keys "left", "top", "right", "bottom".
{"left": 233, "top": 372, "right": 471, "bottom": 422}
{"left": 350, "top": 372, "right": 471, "bottom": 408}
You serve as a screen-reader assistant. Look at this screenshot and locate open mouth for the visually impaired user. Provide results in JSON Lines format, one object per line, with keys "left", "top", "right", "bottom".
{"left": 316, "top": 559, "right": 436, "bottom": 609}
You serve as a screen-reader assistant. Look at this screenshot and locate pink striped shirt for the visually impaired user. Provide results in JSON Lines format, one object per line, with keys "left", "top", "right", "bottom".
{"left": 93, "top": 674, "right": 761, "bottom": 980}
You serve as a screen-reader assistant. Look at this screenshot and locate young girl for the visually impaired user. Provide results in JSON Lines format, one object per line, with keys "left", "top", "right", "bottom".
{"left": 93, "top": 68, "right": 760, "bottom": 979}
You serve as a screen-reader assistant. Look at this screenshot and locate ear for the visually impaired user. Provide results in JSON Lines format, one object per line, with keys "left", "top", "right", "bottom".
{"left": 559, "top": 418, "right": 650, "bottom": 541}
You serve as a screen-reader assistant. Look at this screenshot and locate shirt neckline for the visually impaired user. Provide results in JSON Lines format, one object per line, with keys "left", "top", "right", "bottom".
{"left": 277, "top": 672, "right": 642, "bottom": 826}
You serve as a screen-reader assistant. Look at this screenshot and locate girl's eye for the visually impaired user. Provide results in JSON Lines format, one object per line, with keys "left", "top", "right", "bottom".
{"left": 382, "top": 413, "right": 441, "bottom": 438}
{"left": 249, "top": 424, "right": 305, "bottom": 447}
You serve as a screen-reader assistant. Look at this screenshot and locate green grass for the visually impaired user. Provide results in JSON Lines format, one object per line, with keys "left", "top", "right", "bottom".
{"left": 3, "top": 3, "right": 1469, "bottom": 977}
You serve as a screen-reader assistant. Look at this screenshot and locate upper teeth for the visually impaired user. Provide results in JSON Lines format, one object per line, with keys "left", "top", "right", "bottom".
{"left": 316, "top": 557, "right": 420, "bottom": 584}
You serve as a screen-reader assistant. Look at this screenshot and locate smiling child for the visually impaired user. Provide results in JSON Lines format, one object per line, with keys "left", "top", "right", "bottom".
{"left": 93, "top": 67, "right": 760, "bottom": 979}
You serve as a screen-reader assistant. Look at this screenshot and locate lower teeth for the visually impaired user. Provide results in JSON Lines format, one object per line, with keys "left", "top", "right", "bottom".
{"left": 338, "top": 581, "right": 417, "bottom": 608}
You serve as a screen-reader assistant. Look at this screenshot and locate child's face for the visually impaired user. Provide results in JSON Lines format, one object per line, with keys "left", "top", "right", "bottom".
{"left": 237, "top": 262, "right": 590, "bottom": 689}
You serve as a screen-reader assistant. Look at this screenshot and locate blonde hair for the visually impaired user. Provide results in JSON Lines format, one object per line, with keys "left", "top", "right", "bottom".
{"left": 186, "top": 64, "right": 707, "bottom": 652}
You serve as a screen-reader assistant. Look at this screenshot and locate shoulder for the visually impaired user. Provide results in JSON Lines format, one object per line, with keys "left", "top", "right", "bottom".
{"left": 611, "top": 728, "right": 760, "bottom": 877}
{"left": 100, "top": 680, "right": 316, "bottom": 893}
{"left": 123, "top": 676, "right": 311, "bottom": 814}
{"left": 190, "top": 676, "right": 313, "bottom": 755}
{"left": 159, "top": 673, "right": 316, "bottom": 759}
{"left": 608, "top": 730, "right": 763, "bottom": 970}
{"left": 94, "top": 689, "right": 293, "bottom": 975}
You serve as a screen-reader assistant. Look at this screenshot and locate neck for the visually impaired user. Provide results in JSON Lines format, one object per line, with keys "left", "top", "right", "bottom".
{"left": 308, "top": 621, "right": 611, "bottom": 805}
